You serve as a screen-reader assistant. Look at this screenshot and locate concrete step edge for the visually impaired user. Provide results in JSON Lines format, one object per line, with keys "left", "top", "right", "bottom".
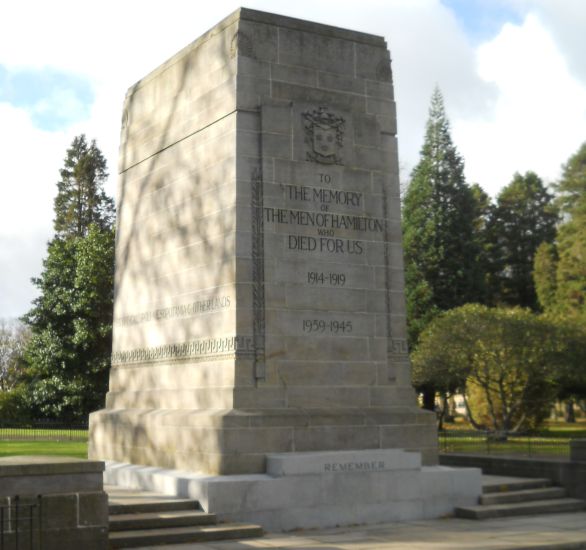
{"left": 480, "top": 487, "right": 567, "bottom": 505}
{"left": 455, "top": 498, "right": 586, "bottom": 520}
{"left": 482, "top": 478, "right": 552, "bottom": 494}
{"left": 501, "top": 541, "right": 586, "bottom": 550}
{"left": 109, "top": 510, "right": 217, "bottom": 531}
{"left": 500, "top": 542, "right": 586, "bottom": 550}
{"left": 109, "top": 523, "right": 263, "bottom": 548}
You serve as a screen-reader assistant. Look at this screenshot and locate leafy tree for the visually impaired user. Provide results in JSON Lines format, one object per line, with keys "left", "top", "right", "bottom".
{"left": 486, "top": 172, "right": 558, "bottom": 310}
{"left": 534, "top": 242, "right": 559, "bottom": 312}
{"left": 412, "top": 305, "right": 573, "bottom": 432}
{"left": 22, "top": 136, "right": 115, "bottom": 421}
{"left": 533, "top": 142, "right": 586, "bottom": 320}
{"left": 546, "top": 314, "right": 586, "bottom": 422}
{"left": 533, "top": 143, "right": 586, "bottom": 419}
{"left": 545, "top": 142, "right": 586, "bottom": 321}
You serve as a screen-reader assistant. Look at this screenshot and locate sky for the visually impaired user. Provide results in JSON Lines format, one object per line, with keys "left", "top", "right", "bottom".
{"left": 1, "top": 0, "right": 585, "bottom": 318}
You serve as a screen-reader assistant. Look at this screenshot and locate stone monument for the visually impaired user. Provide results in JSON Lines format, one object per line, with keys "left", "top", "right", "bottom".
{"left": 89, "top": 8, "right": 481, "bottom": 529}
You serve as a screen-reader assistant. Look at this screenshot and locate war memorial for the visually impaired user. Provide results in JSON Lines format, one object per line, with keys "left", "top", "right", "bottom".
{"left": 89, "top": 8, "right": 481, "bottom": 530}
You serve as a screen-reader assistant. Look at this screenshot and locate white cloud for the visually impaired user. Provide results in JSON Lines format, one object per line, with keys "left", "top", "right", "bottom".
{"left": 453, "top": 12, "right": 586, "bottom": 195}
{"left": 0, "top": 103, "right": 70, "bottom": 317}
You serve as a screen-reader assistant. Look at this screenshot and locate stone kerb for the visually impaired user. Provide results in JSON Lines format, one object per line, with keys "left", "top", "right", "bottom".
{"left": 0, "top": 456, "right": 108, "bottom": 549}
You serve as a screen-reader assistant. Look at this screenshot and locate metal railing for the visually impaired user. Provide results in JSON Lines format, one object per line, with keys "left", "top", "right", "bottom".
{"left": 0, "top": 420, "right": 88, "bottom": 442}
{"left": 0, "top": 496, "right": 42, "bottom": 550}
{"left": 439, "top": 430, "right": 571, "bottom": 458}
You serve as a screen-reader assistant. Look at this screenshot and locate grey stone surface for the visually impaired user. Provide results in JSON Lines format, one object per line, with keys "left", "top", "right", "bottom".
{"left": 89, "top": 6, "right": 436, "bottom": 477}
{"left": 571, "top": 439, "right": 586, "bottom": 462}
{"left": 0, "top": 455, "right": 104, "bottom": 478}
{"left": 0, "top": 457, "right": 108, "bottom": 549}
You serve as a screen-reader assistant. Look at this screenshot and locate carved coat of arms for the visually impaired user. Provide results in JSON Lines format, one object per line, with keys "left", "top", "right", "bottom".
{"left": 303, "top": 106, "right": 345, "bottom": 165}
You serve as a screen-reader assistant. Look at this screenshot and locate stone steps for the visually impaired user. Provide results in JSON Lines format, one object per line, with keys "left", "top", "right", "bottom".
{"left": 109, "top": 498, "right": 202, "bottom": 516}
{"left": 107, "top": 486, "right": 263, "bottom": 548}
{"left": 456, "top": 497, "right": 586, "bottom": 519}
{"left": 109, "top": 509, "right": 217, "bottom": 531}
{"left": 482, "top": 477, "right": 552, "bottom": 494}
{"left": 480, "top": 486, "right": 567, "bottom": 506}
{"left": 109, "top": 523, "right": 264, "bottom": 548}
{"left": 456, "top": 475, "right": 586, "bottom": 520}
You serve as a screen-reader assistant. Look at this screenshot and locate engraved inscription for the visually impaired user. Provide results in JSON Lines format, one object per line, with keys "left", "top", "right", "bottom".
{"left": 307, "top": 272, "right": 346, "bottom": 286}
{"left": 266, "top": 173, "right": 386, "bottom": 262}
{"left": 288, "top": 236, "right": 363, "bottom": 255}
{"left": 264, "top": 208, "right": 385, "bottom": 234}
{"left": 390, "top": 338, "right": 409, "bottom": 356}
{"left": 324, "top": 461, "right": 386, "bottom": 472}
{"left": 303, "top": 106, "right": 345, "bottom": 165}
{"left": 114, "top": 296, "right": 231, "bottom": 327}
{"left": 285, "top": 184, "right": 362, "bottom": 209}
{"left": 302, "top": 319, "right": 353, "bottom": 334}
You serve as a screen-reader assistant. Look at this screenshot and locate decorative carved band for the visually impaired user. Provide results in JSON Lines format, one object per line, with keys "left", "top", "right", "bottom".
{"left": 251, "top": 166, "right": 266, "bottom": 380}
{"left": 111, "top": 336, "right": 255, "bottom": 365}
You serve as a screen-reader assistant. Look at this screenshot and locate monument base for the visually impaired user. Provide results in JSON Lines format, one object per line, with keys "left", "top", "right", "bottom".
{"left": 89, "top": 407, "right": 438, "bottom": 475}
{"left": 103, "top": 449, "right": 481, "bottom": 532}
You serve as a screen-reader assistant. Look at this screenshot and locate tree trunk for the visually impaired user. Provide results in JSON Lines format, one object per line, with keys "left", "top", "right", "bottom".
{"left": 565, "top": 399, "right": 576, "bottom": 423}
{"left": 463, "top": 393, "right": 485, "bottom": 430}
{"left": 442, "top": 394, "right": 455, "bottom": 423}
{"left": 422, "top": 387, "right": 436, "bottom": 411}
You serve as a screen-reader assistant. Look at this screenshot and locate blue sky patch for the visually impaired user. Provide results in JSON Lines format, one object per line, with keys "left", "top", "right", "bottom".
{"left": 0, "top": 66, "right": 94, "bottom": 131}
{"left": 442, "top": 0, "right": 524, "bottom": 43}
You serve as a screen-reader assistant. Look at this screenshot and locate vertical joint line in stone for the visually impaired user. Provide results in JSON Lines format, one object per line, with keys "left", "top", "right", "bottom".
{"left": 381, "top": 175, "right": 395, "bottom": 382}
{"left": 251, "top": 153, "right": 266, "bottom": 380}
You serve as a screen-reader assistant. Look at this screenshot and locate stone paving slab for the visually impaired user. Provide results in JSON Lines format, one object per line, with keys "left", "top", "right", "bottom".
{"left": 127, "top": 510, "right": 586, "bottom": 549}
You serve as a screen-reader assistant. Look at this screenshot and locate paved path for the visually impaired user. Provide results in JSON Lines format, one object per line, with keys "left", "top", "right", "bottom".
{"left": 125, "top": 510, "right": 586, "bottom": 549}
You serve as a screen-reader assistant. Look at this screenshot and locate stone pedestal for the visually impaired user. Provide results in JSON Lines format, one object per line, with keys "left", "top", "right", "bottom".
{"left": 89, "top": 7, "right": 437, "bottom": 475}
{"left": 104, "top": 450, "right": 481, "bottom": 532}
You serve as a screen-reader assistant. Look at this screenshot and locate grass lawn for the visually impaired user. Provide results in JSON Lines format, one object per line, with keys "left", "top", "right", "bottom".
{"left": 0, "top": 441, "right": 88, "bottom": 459}
{"left": 442, "top": 417, "right": 586, "bottom": 434}
{"left": 440, "top": 418, "right": 586, "bottom": 457}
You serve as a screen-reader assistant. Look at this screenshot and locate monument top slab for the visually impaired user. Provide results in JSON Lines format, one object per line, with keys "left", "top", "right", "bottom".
{"left": 128, "top": 7, "right": 386, "bottom": 93}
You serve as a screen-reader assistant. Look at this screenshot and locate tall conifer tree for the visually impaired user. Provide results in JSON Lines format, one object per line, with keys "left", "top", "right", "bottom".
{"left": 53, "top": 135, "right": 114, "bottom": 238}
{"left": 486, "top": 171, "right": 557, "bottom": 310}
{"left": 403, "top": 87, "right": 483, "bottom": 350}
